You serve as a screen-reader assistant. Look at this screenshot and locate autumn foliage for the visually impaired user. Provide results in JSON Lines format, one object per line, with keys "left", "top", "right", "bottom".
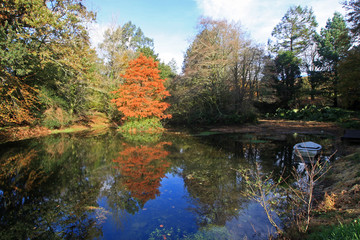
{"left": 111, "top": 54, "right": 171, "bottom": 120}
{"left": 0, "top": 69, "right": 39, "bottom": 126}
{"left": 113, "top": 142, "right": 172, "bottom": 204}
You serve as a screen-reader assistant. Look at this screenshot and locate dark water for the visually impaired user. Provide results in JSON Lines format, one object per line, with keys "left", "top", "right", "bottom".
{"left": 0, "top": 129, "right": 337, "bottom": 239}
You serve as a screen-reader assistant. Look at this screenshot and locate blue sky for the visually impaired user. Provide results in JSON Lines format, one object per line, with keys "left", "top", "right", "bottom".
{"left": 85, "top": 0, "right": 346, "bottom": 71}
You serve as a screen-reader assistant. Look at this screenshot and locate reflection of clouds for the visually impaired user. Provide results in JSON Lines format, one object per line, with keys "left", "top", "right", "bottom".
{"left": 100, "top": 175, "right": 115, "bottom": 192}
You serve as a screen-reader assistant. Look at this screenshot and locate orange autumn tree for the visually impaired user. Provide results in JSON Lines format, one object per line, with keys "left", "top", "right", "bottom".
{"left": 111, "top": 54, "right": 172, "bottom": 122}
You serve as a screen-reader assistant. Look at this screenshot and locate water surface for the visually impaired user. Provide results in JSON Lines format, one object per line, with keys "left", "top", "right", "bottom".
{"left": 0, "top": 130, "right": 337, "bottom": 239}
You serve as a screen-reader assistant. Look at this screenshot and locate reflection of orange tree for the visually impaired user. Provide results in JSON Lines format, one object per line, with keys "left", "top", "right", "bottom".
{"left": 113, "top": 142, "right": 172, "bottom": 205}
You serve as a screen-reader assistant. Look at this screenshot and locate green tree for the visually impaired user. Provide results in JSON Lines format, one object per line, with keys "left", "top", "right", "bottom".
{"left": 343, "top": 0, "right": 360, "bottom": 42}
{"left": 258, "top": 56, "right": 278, "bottom": 107}
{"left": 269, "top": 5, "right": 318, "bottom": 107}
{"left": 271, "top": 5, "right": 318, "bottom": 56}
{"left": 316, "top": 12, "right": 351, "bottom": 106}
{"left": 138, "top": 46, "right": 177, "bottom": 80}
{"left": 274, "top": 51, "right": 302, "bottom": 108}
{"left": 0, "top": 0, "right": 97, "bottom": 125}
{"left": 99, "top": 22, "right": 154, "bottom": 87}
{"left": 338, "top": 46, "right": 360, "bottom": 109}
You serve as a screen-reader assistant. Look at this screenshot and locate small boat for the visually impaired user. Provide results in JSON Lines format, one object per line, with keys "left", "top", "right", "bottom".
{"left": 293, "top": 141, "right": 322, "bottom": 159}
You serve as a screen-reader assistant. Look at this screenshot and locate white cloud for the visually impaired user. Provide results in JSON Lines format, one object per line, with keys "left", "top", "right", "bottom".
{"left": 87, "top": 0, "right": 347, "bottom": 72}
{"left": 152, "top": 33, "right": 189, "bottom": 70}
{"left": 87, "top": 22, "right": 110, "bottom": 50}
{"left": 195, "top": 0, "right": 346, "bottom": 44}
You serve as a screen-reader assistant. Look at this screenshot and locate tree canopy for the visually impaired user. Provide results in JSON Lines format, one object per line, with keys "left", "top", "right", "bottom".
{"left": 271, "top": 5, "right": 318, "bottom": 55}
{"left": 0, "top": 0, "right": 96, "bottom": 125}
{"left": 0, "top": 2, "right": 359, "bottom": 129}
{"left": 111, "top": 54, "right": 171, "bottom": 120}
{"left": 343, "top": 0, "right": 360, "bottom": 41}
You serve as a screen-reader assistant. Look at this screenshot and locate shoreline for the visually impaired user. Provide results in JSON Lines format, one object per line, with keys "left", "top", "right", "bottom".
{"left": 0, "top": 119, "right": 345, "bottom": 144}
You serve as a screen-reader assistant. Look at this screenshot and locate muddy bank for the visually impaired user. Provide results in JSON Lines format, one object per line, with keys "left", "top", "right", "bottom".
{"left": 210, "top": 119, "right": 343, "bottom": 136}
{"left": 0, "top": 113, "right": 112, "bottom": 143}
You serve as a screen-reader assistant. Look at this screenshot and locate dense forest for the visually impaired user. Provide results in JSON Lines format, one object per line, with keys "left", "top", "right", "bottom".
{"left": 1, "top": 0, "right": 359, "bottom": 129}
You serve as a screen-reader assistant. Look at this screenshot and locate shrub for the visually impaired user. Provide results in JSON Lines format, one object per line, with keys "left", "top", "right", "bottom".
{"left": 42, "top": 107, "right": 73, "bottom": 129}
{"left": 118, "top": 118, "right": 165, "bottom": 143}
{"left": 272, "top": 105, "right": 359, "bottom": 126}
{"left": 119, "top": 117, "right": 164, "bottom": 133}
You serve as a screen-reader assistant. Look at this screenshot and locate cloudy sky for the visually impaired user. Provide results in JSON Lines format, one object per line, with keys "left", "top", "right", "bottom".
{"left": 85, "top": 0, "right": 347, "bottom": 70}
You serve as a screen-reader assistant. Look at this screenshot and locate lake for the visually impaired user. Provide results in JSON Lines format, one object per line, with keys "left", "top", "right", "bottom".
{"left": 0, "top": 129, "right": 337, "bottom": 239}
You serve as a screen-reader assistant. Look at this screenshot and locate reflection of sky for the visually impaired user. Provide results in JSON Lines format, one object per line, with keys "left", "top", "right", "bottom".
{"left": 226, "top": 201, "right": 278, "bottom": 240}
{"left": 100, "top": 176, "right": 114, "bottom": 192}
{"left": 98, "top": 174, "right": 198, "bottom": 239}
{"left": 97, "top": 172, "right": 278, "bottom": 240}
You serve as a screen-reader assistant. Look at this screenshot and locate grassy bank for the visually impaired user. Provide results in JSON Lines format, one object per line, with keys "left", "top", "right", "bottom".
{"left": 302, "top": 148, "right": 360, "bottom": 239}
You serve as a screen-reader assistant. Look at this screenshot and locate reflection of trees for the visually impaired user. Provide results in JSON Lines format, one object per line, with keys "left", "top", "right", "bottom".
{"left": 112, "top": 142, "right": 172, "bottom": 207}
{"left": 166, "top": 136, "right": 248, "bottom": 227}
{"left": 0, "top": 149, "right": 46, "bottom": 201}
{"left": 0, "top": 133, "right": 121, "bottom": 239}
{"left": 180, "top": 133, "right": 335, "bottom": 230}
{"left": 173, "top": 133, "right": 303, "bottom": 228}
{"left": 0, "top": 130, "right": 335, "bottom": 238}
{"left": 184, "top": 170, "right": 245, "bottom": 227}
{"left": 201, "top": 134, "right": 296, "bottom": 175}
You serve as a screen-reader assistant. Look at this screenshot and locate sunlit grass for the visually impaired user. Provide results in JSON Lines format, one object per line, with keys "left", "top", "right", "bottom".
{"left": 307, "top": 219, "right": 360, "bottom": 240}
{"left": 51, "top": 127, "right": 88, "bottom": 134}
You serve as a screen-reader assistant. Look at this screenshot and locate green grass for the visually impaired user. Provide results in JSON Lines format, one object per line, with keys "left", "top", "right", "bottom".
{"left": 51, "top": 127, "right": 87, "bottom": 134}
{"left": 307, "top": 219, "right": 360, "bottom": 240}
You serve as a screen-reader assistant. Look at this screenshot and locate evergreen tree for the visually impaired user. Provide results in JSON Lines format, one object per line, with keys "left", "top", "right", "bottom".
{"left": 316, "top": 12, "right": 351, "bottom": 106}
{"left": 343, "top": 0, "right": 360, "bottom": 42}
{"left": 274, "top": 51, "right": 302, "bottom": 108}
{"left": 271, "top": 5, "right": 318, "bottom": 56}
